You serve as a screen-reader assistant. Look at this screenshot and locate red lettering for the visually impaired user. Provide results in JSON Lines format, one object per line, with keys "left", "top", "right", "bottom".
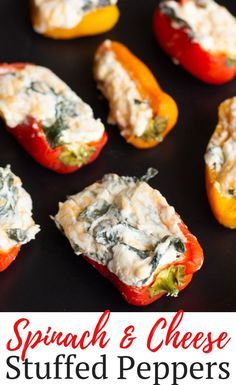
{"left": 120, "top": 325, "right": 136, "bottom": 349}
{"left": 147, "top": 311, "right": 231, "bottom": 354}
{"left": 147, "top": 317, "right": 167, "bottom": 352}
{"left": 6, "top": 311, "right": 111, "bottom": 361}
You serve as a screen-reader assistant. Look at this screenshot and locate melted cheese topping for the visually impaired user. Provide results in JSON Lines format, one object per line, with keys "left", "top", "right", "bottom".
{"left": 34, "top": 0, "right": 118, "bottom": 33}
{"left": 163, "top": 0, "right": 236, "bottom": 58}
{"left": 0, "top": 65, "right": 104, "bottom": 147}
{"left": 205, "top": 97, "right": 236, "bottom": 197}
{"left": 54, "top": 171, "right": 186, "bottom": 287}
{"left": 94, "top": 40, "right": 154, "bottom": 138}
{"left": 0, "top": 165, "right": 40, "bottom": 252}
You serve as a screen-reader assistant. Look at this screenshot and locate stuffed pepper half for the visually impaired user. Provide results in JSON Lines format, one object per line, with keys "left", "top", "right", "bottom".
{"left": 0, "top": 64, "right": 107, "bottom": 173}
{"left": 205, "top": 98, "right": 236, "bottom": 228}
{"left": 94, "top": 40, "right": 178, "bottom": 149}
{"left": 31, "top": 0, "right": 120, "bottom": 39}
{"left": 54, "top": 168, "right": 203, "bottom": 306}
{"left": 0, "top": 165, "right": 40, "bottom": 272}
{"left": 153, "top": 0, "right": 236, "bottom": 84}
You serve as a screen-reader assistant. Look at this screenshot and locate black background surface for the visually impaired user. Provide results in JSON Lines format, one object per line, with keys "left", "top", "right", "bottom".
{"left": 0, "top": 0, "right": 235, "bottom": 312}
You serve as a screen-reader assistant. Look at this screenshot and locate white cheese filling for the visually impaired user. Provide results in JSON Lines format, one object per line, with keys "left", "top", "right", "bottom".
{"left": 162, "top": 0, "right": 236, "bottom": 58}
{"left": 0, "top": 165, "right": 40, "bottom": 252}
{"left": 0, "top": 64, "right": 105, "bottom": 148}
{"left": 205, "top": 97, "right": 236, "bottom": 197}
{"left": 94, "top": 41, "right": 154, "bottom": 138}
{"left": 54, "top": 171, "right": 186, "bottom": 287}
{"left": 34, "top": 0, "right": 118, "bottom": 33}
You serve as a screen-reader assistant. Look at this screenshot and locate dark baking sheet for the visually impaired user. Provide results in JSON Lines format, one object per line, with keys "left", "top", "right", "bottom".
{"left": 0, "top": 0, "right": 235, "bottom": 312}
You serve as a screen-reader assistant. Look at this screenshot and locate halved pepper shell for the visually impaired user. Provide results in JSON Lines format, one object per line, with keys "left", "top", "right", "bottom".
{"left": 153, "top": 5, "right": 236, "bottom": 85}
{"left": 0, "top": 63, "right": 108, "bottom": 174}
{"left": 31, "top": 2, "right": 120, "bottom": 39}
{"left": 9, "top": 117, "right": 108, "bottom": 174}
{"left": 206, "top": 166, "right": 236, "bottom": 228}
{"left": 95, "top": 40, "right": 178, "bottom": 149}
{"left": 205, "top": 99, "right": 236, "bottom": 228}
{"left": 83, "top": 220, "right": 203, "bottom": 306}
{"left": 0, "top": 245, "right": 21, "bottom": 272}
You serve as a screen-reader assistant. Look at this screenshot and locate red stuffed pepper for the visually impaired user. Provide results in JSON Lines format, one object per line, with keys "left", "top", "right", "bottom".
{"left": 0, "top": 63, "right": 107, "bottom": 173}
{"left": 153, "top": 0, "right": 236, "bottom": 85}
{"left": 54, "top": 168, "right": 203, "bottom": 306}
{"left": 0, "top": 165, "right": 40, "bottom": 272}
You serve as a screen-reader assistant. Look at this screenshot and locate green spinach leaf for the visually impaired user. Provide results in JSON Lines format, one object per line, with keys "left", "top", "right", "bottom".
{"left": 7, "top": 228, "right": 26, "bottom": 243}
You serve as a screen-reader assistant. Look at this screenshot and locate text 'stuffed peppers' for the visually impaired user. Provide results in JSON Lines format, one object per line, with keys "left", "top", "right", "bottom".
{"left": 0, "top": 63, "right": 107, "bottom": 174}
{"left": 54, "top": 169, "right": 204, "bottom": 306}
{"left": 94, "top": 40, "right": 178, "bottom": 149}
{"left": 205, "top": 98, "right": 236, "bottom": 228}
{"left": 31, "top": 0, "right": 120, "bottom": 39}
{"left": 153, "top": 0, "right": 236, "bottom": 85}
{"left": 0, "top": 166, "right": 40, "bottom": 272}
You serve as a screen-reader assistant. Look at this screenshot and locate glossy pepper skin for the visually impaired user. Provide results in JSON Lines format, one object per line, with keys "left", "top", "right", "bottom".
{"left": 205, "top": 101, "right": 236, "bottom": 228}
{"left": 206, "top": 168, "right": 236, "bottom": 229}
{"left": 31, "top": 2, "right": 120, "bottom": 39}
{"left": 84, "top": 220, "right": 203, "bottom": 306}
{"left": 0, "top": 63, "right": 108, "bottom": 174}
{"left": 153, "top": 1, "right": 236, "bottom": 85}
{"left": 95, "top": 41, "right": 178, "bottom": 149}
{"left": 0, "top": 245, "right": 21, "bottom": 272}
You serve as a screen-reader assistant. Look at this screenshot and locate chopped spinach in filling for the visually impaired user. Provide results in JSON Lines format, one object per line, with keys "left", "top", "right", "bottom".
{"left": 60, "top": 169, "right": 186, "bottom": 287}
{"left": 228, "top": 188, "right": 236, "bottom": 197}
{"left": 82, "top": 0, "right": 114, "bottom": 11}
{"left": 132, "top": 97, "right": 167, "bottom": 141}
{"left": 0, "top": 166, "right": 39, "bottom": 248}
{"left": 80, "top": 200, "right": 111, "bottom": 223}
{"left": 0, "top": 167, "right": 18, "bottom": 217}
{"left": 7, "top": 228, "right": 27, "bottom": 243}
{"left": 0, "top": 67, "right": 103, "bottom": 168}
{"left": 43, "top": 99, "right": 77, "bottom": 148}
{"left": 160, "top": 3, "right": 195, "bottom": 39}
{"left": 140, "top": 117, "right": 168, "bottom": 141}
{"left": 27, "top": 81, "right": 77, "bottom": 149}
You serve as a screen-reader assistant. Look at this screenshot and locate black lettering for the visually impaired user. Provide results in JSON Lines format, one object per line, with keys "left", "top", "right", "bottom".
{"left": 66, "top": 354, "right": 76, "bottom": 379}
{"left": 172, "top": 362, "right": 188, "bottom": 385}
{"left": 6, "top": 356, "right": 20, "bottom": 379}
{"left": 153, "top": 362, "right": 169, "bottom": 385}
{"left": 35, "top": 362, "right": 51, "bottom": 379}
{"left": 137, "top": 362, "right": 151, "bottom": 379}
{"left": 219, "top": 362, "right": 230, "bottom": 380}
{"left": 190, "top": 362, "right": 204, "bottom": 380}
{"left": 22, "top": 358, "right": 34, "bottom": 380}
{"left": 92, "top": 354, "right": 107, "bottom": 379}
{"left": 53, "top": 354, "right": 65, "bottom": 379}
{"left": 75, "top": 362, "right": 89, "bottom": 379}
{"left": 206, "top": 362, "right": 217, "bottom": 379}
{"left": 118, "top": 356, "right": 135, "bottom": 379}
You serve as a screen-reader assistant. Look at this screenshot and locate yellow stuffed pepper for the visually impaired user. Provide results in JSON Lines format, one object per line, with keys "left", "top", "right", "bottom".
{"left": 31, "top": 0, "right": 120, "bottom": 39}
{"left": 205, "top": 97, "right": 236, "bottom": 228}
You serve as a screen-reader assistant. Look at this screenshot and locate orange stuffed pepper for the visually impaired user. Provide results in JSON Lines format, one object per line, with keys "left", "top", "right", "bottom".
{"left": 94, "top": 40, "right": 178, "bottom": 149}
{"left": 205, "top": 97, "right": 236, "bottom": 228}
{"left": 31, "top": 0, "right": 120, "bottom": 39}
